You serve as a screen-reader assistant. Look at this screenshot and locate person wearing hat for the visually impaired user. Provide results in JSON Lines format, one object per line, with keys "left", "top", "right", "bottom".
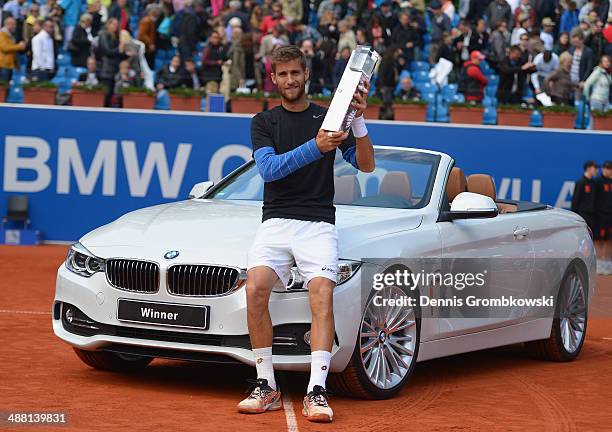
{"left": 595, "top": 161, "right": 612, "bottom": 274}
{"left": 460, "top": 50, "right": 489, "bottom": 102}
{"left": 540, "top": 17, "right": 555, "bottom": 51}
{"left": 572, "top": 161, "right": 600, "bottom": 268}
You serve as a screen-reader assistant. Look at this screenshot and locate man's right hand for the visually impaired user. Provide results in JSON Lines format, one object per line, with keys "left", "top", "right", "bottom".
{"left": 315, "top": 129, "right": 348, "bottom": 153}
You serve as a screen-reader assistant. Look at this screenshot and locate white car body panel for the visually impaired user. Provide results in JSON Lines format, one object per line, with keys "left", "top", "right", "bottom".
{"left": 52, "top": 146, "right": 596, "bottom": 372}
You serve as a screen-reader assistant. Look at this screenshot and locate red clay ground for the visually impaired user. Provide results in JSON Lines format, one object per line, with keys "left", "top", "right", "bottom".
{"left": 1, "top": 245, "right": 611, "bottom": 432}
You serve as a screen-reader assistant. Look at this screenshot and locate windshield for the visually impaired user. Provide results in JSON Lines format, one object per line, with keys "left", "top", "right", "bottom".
{"left": 208, "top": 148, "right": 440, "bottom": 209}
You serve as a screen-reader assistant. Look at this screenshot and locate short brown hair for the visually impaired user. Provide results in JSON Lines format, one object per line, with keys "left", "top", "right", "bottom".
{"left": 270, "top": 45, "right": 307, "bottom": 73}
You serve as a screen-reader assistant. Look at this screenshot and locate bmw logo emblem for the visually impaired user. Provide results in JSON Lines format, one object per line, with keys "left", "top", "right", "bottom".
{"left": 164, "top": 250, "right": 180, "bottom": 260}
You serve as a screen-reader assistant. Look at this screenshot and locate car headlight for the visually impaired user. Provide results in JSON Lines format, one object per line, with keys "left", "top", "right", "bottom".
{"left": 274, "top": 259, "right": 362, "bottom": 293}
{"left": 65, "top": 242, "right": 105, "bottom": 277}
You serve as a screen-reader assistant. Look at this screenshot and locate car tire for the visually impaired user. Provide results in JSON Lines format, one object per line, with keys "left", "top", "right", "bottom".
{"left": 73, "top": 348, "right": 154, "bottom": 372}
{"left": 329, "top": 285, "right": 420, "bottom": 399}
{"left": 525, "top": 265, "right": 588, "bottom": 362}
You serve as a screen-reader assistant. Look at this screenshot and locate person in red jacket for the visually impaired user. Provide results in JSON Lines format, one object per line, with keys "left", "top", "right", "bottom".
{"left": 259, "top": 3, "right": 284, "bottom": 38}
{"left": 460, "top": 50, "right": 488, "bottom": 103}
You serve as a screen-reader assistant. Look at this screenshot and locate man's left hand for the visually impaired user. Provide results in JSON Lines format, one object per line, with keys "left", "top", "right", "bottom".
{"left": 351, "top": 79, "right": 370, "bottom": 118}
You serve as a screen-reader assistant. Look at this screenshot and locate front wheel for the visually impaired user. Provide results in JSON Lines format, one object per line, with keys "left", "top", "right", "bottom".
{"left": 73, "top": 348, "right": 154, "bottom": 372}
{"left": 329, "top": 285, "right": 420, "bottom": 399}
{"left": 525, "top": 266, "right": 588, "bottom": 361}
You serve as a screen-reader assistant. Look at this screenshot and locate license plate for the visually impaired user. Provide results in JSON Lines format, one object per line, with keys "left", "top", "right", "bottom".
{"left": 117, "top": 299, "right": 209, "bottom": 329}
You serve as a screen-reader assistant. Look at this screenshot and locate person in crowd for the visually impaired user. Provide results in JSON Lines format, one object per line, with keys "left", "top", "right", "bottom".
{"left": 534, "top": 0, "right": 556, "bottom": 24}
{"left": 86, "top": 0, "right": 103, "bottom": 36}
{"left": 156, "top": 54, "right": 184, "bottom": 89}
{"left": 337, "top": 19, "right": 356, "bottom": 52}
{"left": 510, "top": 14, "right": 530, "bottom": 46}
{"left": 250, "top": 5, "right": 264, "bottom": 31}
{"left": 31, "top": 18, "right": 55, "bottom": 81}
{"left": 395, "top": 75, "right": 421, "bottom": 101}
{"left": 58, "top": 0, "right": 81, "bottom": 50}
{"left": 75, "top": 55, "right": 100, "bottom": 86}
{"left": 280, "top": 0, "right": 303, "bottom": 23}
{"left": 569, "top": 28, "right": 595, "bottom": 95}
{"left": 487, "top": 0, "right": 512, "bottom": 31}
{"left": 227, "top": 26, "right": 245, "bottom": 92}
{"left": 178, "top": 0, "right": 203, "bottom": 60}
{"left": 69, "top": 13, "right": 93, "bottom": 68}
{"left": 300, "top": 38, "right": 324, "bottom": 94}
{"left": 572, "top": 161, "right": 599, "bottom": 268}
{"left": 540, "top": 17, "right": 555, "bottom": 51}
{"left": 180, "top": 57, "right": 202, "bottom": 89}
{"left": 377, "top": 1, "right": 398, "bottom": 32}
{"left": 378, "top": 46, "right": 401, "bottom": 119}
{"left": 544, "top": 51, "right": 577, "bottom": 104}
{"left": 437, "top": 31, "right": 456, "bottom": 64}
{"left": 3, "top": 0, "right": 26, "bottom": 41}
{"left": 367, "top": 14, "right": 388, "bottom": 54}
{"left": 466, "top": 0, "right": 490, "bottom": 24}
{"left": 98, "top": 17, "right": 124, "bottom": 106}
{"left": 259, "top": 23, "right": 288, "bottom": 60}
{"left": 555, "top": 31, "right": 571, "bottom": 54}
{"left": 586, "top": 18, "right": 606, "bottom": 61}
{"left": 332, "top": 46, "right": 350, "bottom": 89}
{"left": 428, "top": 0, "right": 451, "bottom": 45}
{"left": 442, "top": 0, "right": 456, "bottom": 22}
{"left": 260, "top": 2, "right": 284, "bottom": 36}
{"left": 291, "top": 21, "right": 322, "bottom": 46}
{"left": 22, "top": 3, "right": 41, "bottom": 44}
{"left": 201, "top": 29, "right": 226, "bottom": 93}
{"left": 560, "top": 1, "right": 580, "bottom": 34}
{"left": 224, "top": 0, "right": 250, "bottom": 32}
{"left": 514, "top": 0, "right": 536, "bottom": 25}
{"left": 109, "top": 0, "right": 131, "bottom": 32}
{"left": 532, "top": 50, "right": 559, "bottom": 94}
{"left": 469, "top": 18, "right": 490, "bottom": 55}
{"left": 491, "top": 20, "right": 511, "bottom": 65}
{"left": 114, "top": 59, "right": 142, "bottom": 95}
{"left": 392, "top": 12, "right": 420, "bottom": 64}
{"left": 453, "top": 19, "right": 472, "bottom": 64}
{"left": 0, "top": 16, "right": 26, "bottom": 82}
{"left": 595, "top": 160, "right": 612, "bottom": 275}
{"left": 137, "top": 4, "right": 160, "bottom": 70}
{"left": 583, "top": 55, "right": 611, "bottom": 111}
{"left": 497, "top": 45, "right": 535, "bottom": 103}
{"left": 460, "top": 49, "right": 488, "bottom": 103}
{"left": 46, "top": 1, "right": 64, "bottom": 51}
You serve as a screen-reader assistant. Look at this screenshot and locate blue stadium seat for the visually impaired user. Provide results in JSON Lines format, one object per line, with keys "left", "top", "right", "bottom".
{"left": 208, "top": 94, "right": 225, "bottom": 112}
{"left": 482, "top": 96, "right": 497, "bottom": 107}
{"left": 413, "top": 70, "right": 430, "bottom": 83}
{"left": 410, "top": 61, "right": 429, "bottom": 73}
{"left": 482, "top": 107, "right": 497, "bottom": 125}
{"left": 530, "top": 110, "right": 543, "bottom": 127}
{"left": 155, "top": 90, "right": 170, "bottom": 110}
{"left": 6, "top": 86, "right": 23, "bottom": 103}
{"left": 523, "top": 86, "right": 534, "bottom": 101}
{"left": 574, "top": 100, "right": 590, "bottom": 129}
{"left": 441, "top": 83, "right": 458, "bottom": 102}
{"left": 486, "top": 74, "right": 499, "bottom": 86}
{"left": 451, "top": 93, "right": 465, "bottom": 103}
{"left": 56, "top": 53, "right": 71, "bottom": 66}
{"left": 485, "top": 85, "right": 497, "bottom": 98}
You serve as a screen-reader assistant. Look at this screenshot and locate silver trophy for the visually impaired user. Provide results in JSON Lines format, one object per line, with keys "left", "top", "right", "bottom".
{"left": 321, "top": 46, "right": 380, "bottom": 132}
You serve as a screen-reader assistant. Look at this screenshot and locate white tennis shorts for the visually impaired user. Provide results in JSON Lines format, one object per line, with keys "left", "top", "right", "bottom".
{"left": 247, "top": 218, "right": 338, "bottom": 288}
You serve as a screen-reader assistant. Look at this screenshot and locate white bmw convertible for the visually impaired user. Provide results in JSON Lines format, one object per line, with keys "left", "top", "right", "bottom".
{"left": 52, "top": 146, "right": 595, "bottom": 399}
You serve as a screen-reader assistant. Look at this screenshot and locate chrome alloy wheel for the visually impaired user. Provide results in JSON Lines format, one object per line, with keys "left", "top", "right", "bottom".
{"left": 559, "top": 273, "right": 587, "bottom": 354}
{"left": 359, "top": 285, "right": 417, "bottom": 389}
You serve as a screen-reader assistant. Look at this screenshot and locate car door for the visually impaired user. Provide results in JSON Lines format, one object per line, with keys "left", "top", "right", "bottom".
{"left": 435, "top": 211, "right": 535, "bottom": 338}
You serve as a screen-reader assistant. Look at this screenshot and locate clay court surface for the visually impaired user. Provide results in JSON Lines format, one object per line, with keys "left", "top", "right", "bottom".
{"left": 1, "top": 245, "right": 611, "bottom": 431}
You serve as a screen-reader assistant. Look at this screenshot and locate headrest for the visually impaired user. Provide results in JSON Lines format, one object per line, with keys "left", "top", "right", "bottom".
{"left": 467, "top": 174, "right": 496, "bottom": 200}
{"left": 446, "top": 167, "right": 467, "bottom": 202}
{"left": 380, "top": 171, "right": 412, "bottom": 201}
{"left": 334, "top": 175, "right": 361, "bottom": 204}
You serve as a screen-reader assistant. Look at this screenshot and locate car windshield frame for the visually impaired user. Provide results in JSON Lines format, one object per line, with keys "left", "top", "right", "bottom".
{"left": 205, "top": 148, "right": 441, "bottom": 210}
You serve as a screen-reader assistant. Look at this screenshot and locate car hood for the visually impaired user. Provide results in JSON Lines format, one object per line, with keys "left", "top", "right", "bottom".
{"left": 82, "top": 200, "right": 423, "bottom": 266}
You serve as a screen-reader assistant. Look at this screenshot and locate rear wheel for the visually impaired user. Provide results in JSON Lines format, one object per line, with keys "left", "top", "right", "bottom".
{"left": 329, "top": 285, "right": 420, "bottom": 399}
{"left": 525, "top": 266, "right": 588, "bottom": 361}
{"left": 73, "top": 348, "right": 154, "bottom": 372}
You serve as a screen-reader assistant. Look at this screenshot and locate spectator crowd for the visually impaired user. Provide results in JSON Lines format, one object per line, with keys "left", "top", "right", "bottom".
{"left": 0, "top": 0, "right": 610, "bottom": 112}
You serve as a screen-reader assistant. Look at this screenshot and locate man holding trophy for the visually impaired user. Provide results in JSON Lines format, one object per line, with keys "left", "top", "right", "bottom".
{"left": 237, "top": 45, "right": 378, "bottom": 423}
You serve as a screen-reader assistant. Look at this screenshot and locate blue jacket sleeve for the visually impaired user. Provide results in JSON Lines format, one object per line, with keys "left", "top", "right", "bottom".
{"left": 253, "top": 138, "right": 323, "bottom": 182}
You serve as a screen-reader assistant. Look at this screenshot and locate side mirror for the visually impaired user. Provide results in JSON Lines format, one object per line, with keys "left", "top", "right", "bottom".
{"left": 188, "top": 181, "right": 214, "bottom": 199}
{"left": 447, "top": 192, "right": 498, "bottom": 220}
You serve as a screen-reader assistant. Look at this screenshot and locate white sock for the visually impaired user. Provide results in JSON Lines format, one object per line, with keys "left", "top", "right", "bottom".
{"left": 307, "top": 350, "right": 332, "bottom": 393}
{"left": 253, "top": 347, "right": 276, "bottom": 390}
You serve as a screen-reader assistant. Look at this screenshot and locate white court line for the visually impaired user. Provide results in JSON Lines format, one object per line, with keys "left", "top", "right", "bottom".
{"left": 0, "top": 309, "right": 51, "bottom": 315}
{"left": 603, "top": 337, "right": 612, "bottom": 341}
{"left": 279, "top": 374, "right": 299, "bottom": 432}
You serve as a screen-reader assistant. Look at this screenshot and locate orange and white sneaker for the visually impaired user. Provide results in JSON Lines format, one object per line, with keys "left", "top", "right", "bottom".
{"left": 237, "top": 379, "right": 283, "bottom": 414}
{"left": 302, "top": 385, "right": 333, "bottom": 423}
